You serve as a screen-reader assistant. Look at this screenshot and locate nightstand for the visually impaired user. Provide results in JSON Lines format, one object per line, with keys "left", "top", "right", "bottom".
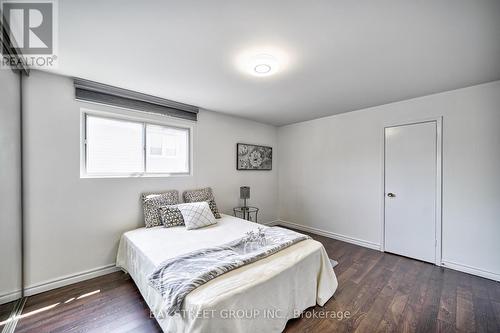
{"left": 233, "top": 206, "right": 259, "bottom": 223}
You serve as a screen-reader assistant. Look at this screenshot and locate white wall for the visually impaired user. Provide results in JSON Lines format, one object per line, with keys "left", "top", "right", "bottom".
{"left": 13, "top": 70, "right": 500, "bottom": 294}
{"left": 23, "top": 70, "right": 278, "bottom": 289}
{"left": 0, "top": 69, "right": 22, "bottom": 302}
{"left": 278, "top": 81, "right": 500, "bottom": 280}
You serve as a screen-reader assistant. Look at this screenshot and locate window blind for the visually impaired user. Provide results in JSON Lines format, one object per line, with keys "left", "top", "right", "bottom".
{"left": 74, "top": 78, "right": 199, "bottom": 121}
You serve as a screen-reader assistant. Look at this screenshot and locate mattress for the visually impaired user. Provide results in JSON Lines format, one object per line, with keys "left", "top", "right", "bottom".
{"left": 116, "top": 214, "right": 338, "bottom": 333}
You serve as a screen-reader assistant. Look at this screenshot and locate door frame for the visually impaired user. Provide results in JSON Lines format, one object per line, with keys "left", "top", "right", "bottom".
{"left": 380, "top": 116, "right": 443, "bottom": 266}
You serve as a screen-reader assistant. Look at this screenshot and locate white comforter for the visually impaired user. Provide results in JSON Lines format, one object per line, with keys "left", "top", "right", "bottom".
{"left": 116, "top": 214, "right": 338, "bottom": 333}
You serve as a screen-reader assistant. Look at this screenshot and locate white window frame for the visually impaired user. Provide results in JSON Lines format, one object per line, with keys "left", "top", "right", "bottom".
{"left": 80, "top": 107, "right": 194, "bottom": 178}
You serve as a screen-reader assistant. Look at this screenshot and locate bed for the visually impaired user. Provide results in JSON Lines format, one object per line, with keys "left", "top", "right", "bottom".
{"left": 116, "top": 214, "right": 338, "bottom": 333}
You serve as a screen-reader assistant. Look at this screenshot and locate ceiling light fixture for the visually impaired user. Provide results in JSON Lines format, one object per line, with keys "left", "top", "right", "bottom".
{"left": 236, "top": 49, "right": 289, "bottom": 78}
{"left": 254, "top": 64, "right": 271, "bottom": 74}
{"left": 248, "top": 54, "right": 279, "bottom": 77}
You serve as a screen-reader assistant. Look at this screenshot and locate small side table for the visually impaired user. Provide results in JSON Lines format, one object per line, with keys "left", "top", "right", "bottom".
{"left": 233, "top": 206, "right": 259, "bottom": 223}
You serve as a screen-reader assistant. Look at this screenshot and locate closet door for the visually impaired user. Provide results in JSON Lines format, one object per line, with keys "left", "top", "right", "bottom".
{"left": 0, "top": 69, "right": 23, "bottom": 318}
{"left": 384, "top": 121, "right": 438, "bottom": 263}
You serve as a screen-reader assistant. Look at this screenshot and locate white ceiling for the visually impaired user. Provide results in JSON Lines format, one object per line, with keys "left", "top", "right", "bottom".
{"left": 51, "top": 0, "right": 500, "bottom": 126}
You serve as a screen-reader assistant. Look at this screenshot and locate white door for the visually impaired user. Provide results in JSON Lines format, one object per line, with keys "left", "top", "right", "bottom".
{"left": 384, "top": 121, "right": 437, "bottom": 263}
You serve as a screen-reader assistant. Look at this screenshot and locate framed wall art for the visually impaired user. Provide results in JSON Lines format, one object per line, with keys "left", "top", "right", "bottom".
{"left": 236, "top": 143, "right": 272, "bottom": 170}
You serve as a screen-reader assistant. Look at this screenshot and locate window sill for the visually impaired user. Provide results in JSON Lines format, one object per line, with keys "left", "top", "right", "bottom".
{"left": 80, "top": 173, "right": 192, "bottom": 179}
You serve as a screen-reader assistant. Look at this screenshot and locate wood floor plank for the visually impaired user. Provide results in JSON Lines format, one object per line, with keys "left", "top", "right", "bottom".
{"left": 491, "top": 301, "right": 500, "bottom": 329}
{"left": 437, "top": 268, "right": 458, "bottom": 326}
{"left": 375, "top": 258, "right": 422, "bottom": 333}
{"left": 470, "top": 274, "right": 500, "bottom": 332}
{"left": 456, "top": 284, "right": 476, "bottom": 332}
{"left": 354, "top": 258, "right": 405, "bottom": 332}
{"left": 397, "top": 261, "right": 434, "bottom": 333}
{"left": 345, "top": 265, "right": 392, "bottom": 331}
{"left": 375, "top": 290, "right": 409, "bottom": 333}
{"left": 414, "top": 266, "right": 444, "bottom": 332}
{"left": 436, "top": 319, "right": 457, "bottom": 333}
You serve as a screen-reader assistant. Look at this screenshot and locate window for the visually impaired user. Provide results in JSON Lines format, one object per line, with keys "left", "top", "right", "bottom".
{"left": 145, "top": 124, "right": 189, "bottom": 173}
{"left": 83, "top": 113, "right": 190, "bottom": 177}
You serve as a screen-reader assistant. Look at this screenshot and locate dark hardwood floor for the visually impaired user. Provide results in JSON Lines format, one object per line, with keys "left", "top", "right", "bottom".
{"left": 0, "top": 300, "right": 16, "bottom": 330}
{"left": 10, "top": 230, "right": 500, "bottom": 333}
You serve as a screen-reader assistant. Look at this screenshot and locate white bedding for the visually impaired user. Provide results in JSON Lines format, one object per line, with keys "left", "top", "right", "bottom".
{"left": 116, "top": 214, "right": 338, "bottom": 333}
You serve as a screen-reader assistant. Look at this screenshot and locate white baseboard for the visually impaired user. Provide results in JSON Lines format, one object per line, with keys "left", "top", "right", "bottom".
{"left": 262, "top": 220, "right": 279, "bottom": 226}
{"left": 276, "top": 221, "right": 499, "bottom": 282}
{"left": 0, "top": 264, "right": 119, "bottom": 305}
{"left": 276, "top": 220, "right": 381, "bottom": 251}
{"left": 0, "top": 290, "right": 22, "bottom": 305}
{"left": 441, "top": 260, "right": 500, "bottom": 282}
{"left": 24, "top": 264, "right": 120, "bottom": 297}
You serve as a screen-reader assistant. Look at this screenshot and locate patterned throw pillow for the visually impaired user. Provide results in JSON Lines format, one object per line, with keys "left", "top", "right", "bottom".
{"left": 142, "top": 190, "right": 179, "bottom": 228}
{"left": 207, "top": 199, "right": 221, "bottom": 219}
{"left": 177, "top": 202, "right": 216, "bottom": 230}
{"left": 159, "top": 206, "right": 184, "bottom": 228}
{"left": 183, "top": 187, "right": 213, "bottom": 202}
{"left": 183, "top": 187, "right": 221, "bottom": 218}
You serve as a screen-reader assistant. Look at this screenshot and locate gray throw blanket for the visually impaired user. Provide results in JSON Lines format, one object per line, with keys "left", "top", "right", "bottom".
{"left": 148, "top": 227, "right": 310, "bottom": 315}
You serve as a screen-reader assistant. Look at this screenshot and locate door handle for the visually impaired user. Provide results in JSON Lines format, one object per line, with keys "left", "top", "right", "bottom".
{"left": 387, "top": 193, "right": 396, "bottom": 198}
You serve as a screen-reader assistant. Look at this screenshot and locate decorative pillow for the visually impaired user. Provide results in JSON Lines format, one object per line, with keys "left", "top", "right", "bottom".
{"left": 183, "top": 187, "right": 221, "bottom": 218}
{"left": 177, "top": 202, "right": 216, "bottom": 230}
{"left": 159, "top": 206, "right": 184, "bottom": 228}
{"left": 207, "top": 199, "right": 221, "bottom": 219}
{"left": 183, "top": 187, "right": 213, "bottom": 202}
{"left": 142, "top": 190, "right": 179, "bottom": 228}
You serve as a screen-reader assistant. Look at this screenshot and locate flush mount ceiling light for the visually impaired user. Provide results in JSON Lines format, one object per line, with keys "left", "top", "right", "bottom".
{"left": 248, "top": 54, "right": 280, "bottom": 77}
{"left": 254, "top": 63, "right": 271, "bottom": 74}
{"left": 235, "top": 48, "right": 289, "bottom": 78}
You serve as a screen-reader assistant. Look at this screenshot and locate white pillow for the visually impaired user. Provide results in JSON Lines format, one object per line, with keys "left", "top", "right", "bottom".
{"left": 177, "top": 201, "right": 216, "bottom": 230}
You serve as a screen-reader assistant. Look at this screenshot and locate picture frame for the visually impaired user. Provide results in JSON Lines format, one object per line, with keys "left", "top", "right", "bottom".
{"left": 236, "top": 143, "right": 272, "bottom": 170}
